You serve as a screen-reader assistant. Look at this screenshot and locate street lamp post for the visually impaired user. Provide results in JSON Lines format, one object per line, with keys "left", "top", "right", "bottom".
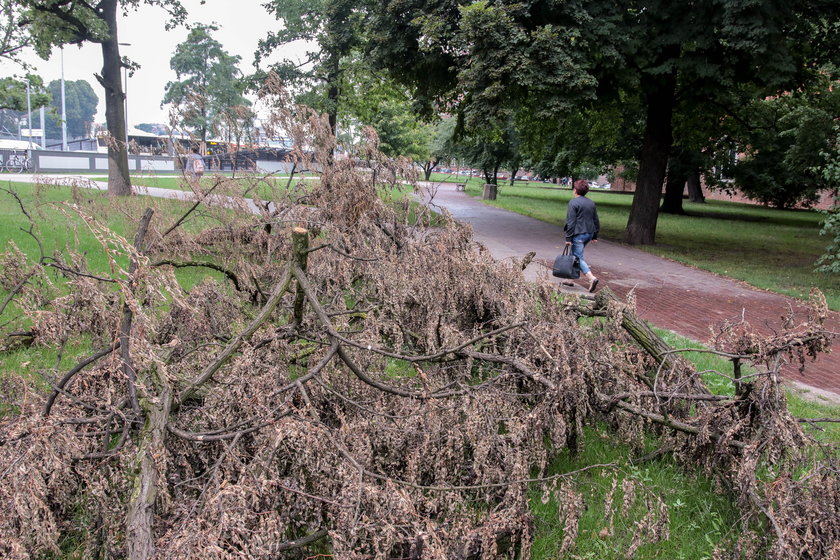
{"left": 61, "top": 47, "right": 67, "bottom": 151}
{"left": 24, "top": 78, "right": 32, "bottom": 146}
{"left": 40, "top": 107, "right": 46, "bottom": 148}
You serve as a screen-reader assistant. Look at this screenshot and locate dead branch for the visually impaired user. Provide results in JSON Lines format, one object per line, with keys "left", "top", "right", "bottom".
{"left": 120, "top": 207, "right": 154, "bottom": 417}
{"left": 151, "top": 259, "right": 243, "bottom": 292}
{"left": 597, "top": 391, "right": 747, "bottom": 450}
{"left": 43, "top": 341, "right": 121, "bottom": 416}
{"left": 177, "top": 265, "right": 293, "bottom": 404}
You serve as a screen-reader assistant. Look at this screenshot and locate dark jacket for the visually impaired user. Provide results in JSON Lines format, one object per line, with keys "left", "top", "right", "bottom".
{"left": 564, "top": 196, "right": 600, "bottom": 242}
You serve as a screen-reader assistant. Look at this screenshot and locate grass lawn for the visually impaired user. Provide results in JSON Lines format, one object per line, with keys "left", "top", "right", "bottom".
{"left": 431, "top": 175, "right": 838, "bottom": 310}
{"left": 0, "top": 180, "right": 229, "bottom": 304}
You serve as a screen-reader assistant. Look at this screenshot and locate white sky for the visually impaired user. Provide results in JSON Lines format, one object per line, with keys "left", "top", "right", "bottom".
{"left": 5, "top": 0, "right": 310, "bottom": 127}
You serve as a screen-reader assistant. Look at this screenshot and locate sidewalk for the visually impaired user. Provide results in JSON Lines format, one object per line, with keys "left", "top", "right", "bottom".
{"left": 419, "top": 182, "right": 840, "bottom": 404}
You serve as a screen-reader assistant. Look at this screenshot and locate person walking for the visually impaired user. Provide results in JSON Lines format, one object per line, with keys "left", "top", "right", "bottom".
{"left": 186, "top": 146, "right": 205, "bottom": 182}
{"left": 564, "top": 179, "right": 600, "bottom": 292}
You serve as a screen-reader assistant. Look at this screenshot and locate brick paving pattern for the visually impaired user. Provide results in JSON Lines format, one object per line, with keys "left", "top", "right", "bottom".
{"left": 419, "top": 182, "right": 840, "bottom": 401}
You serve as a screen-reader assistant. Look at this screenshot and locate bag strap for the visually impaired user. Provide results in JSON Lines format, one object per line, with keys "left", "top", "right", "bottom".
{"left": 562, "top": 244, "right": 571, "bottom": 256}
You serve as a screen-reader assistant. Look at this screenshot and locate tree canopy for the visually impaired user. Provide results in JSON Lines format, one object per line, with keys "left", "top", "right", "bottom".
{"left": 0, "top": 0, "right": 33, "bottom": 66}
{"left": 40, "top": 78, "right": 98, "bottom": 139}
{"left": 163, "top": 23, "right": 250, "bottom": 145}
{"left": 257, "top": 0, "right": 368, "bottom": 135}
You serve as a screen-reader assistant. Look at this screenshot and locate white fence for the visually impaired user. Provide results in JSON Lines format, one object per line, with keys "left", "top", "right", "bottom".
{"left": 29, "top": 150, "right": 176, "bottom": 173}
{"left": 24, "top": 150, "right": 299, "bottom": 175}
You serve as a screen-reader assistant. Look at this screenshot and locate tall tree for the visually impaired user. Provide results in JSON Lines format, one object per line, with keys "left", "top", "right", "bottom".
{"left": 19, "top": 0, "right": 187, "bottom": 196}
{"left": 256, "top": 0, "right": 367, "bottom": 136}
{"left": 42, "top": 79, "right": 98, "bottom": 139}
{"left": 163, "top": 24, "right": 249, "bottom": 145}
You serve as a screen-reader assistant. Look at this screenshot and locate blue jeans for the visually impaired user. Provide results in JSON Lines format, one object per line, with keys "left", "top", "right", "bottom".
{"left": 569, "top": 233, "right": 594, "bottom": 275}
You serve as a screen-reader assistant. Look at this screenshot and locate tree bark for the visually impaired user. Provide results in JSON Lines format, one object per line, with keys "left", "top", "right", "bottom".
{"left": 326, "top": 55, "right": 340, "bottom": 138}
{"left": 126, "top": 384, "right": 172, "bottom": 560}
{"left": 623, "top": 72, "right": 677, "bottom": 244}
{"left": 686, "top": 167, "right": 705, "bottom": 203}
{"left": 661, "top": 152, "right": 687, "bottom": 215}
{"left": 99, "top": 0, "right": 132, "bottom": 196}
{"left": 291, "top": 227, "right": 309, "bottom": 326}
{"left": 122, "top": 208, "right": 166, "bottom": 559}
{"left": 593, "top": 287, "right": 686, "bottom": 381}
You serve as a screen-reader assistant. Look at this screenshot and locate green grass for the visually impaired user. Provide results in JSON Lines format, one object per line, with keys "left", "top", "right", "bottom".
{"left": 0, "top": 180, "right": 228, "bottom": 321}
{"left": 442, "top": 177, "right": 838, "bottom": 310}
{"left": 531, "top": 426, "right": 740, "bottom": 559}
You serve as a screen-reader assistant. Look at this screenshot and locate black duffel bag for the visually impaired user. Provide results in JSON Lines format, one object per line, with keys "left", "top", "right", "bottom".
{"left": 552, "top": 245, "right": 580, "bottom": 279}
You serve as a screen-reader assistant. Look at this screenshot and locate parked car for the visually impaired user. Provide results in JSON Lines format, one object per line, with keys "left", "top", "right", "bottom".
{"left": 588, "top": 181, "right": 611, "bottom": 190}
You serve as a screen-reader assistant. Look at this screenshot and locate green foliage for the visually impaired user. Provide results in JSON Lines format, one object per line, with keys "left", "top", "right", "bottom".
{"left": 19, "top": 0, "right": 187, "bottom": 57}
{"left": 40, "top": 79, "right": 98, "bottom": 139}
{"left": 0, "top": 75, "right": 51, "bottom": 112}
{"left": 163, "top": 24, "right": 250, "bottom": 143}
{"left": 0, "top": 75, "right": 52, "bottom": 137}
{"left": 339, "top": 61, "right": 433, "bottom": 161}
{"left": 815, "top": 126, "right": 840, "bottom": 272}
{"left": 0, "top": 0, "right": 32, "bottom": 65}
{"left": 725, "top": 83, "right": 840, "bottom": 209}
{"left": 257, "top": 0, "right": 367, "bottom": 131}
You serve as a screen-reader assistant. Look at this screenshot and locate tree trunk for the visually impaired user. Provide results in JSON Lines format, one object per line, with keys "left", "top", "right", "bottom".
{"left": 661, "top": 152, "right": 687, "bottom": 215}
{"left": 687, "top": 167, "right": 705, "bottom": 203}
{"left": 126, "top": 384, "right": 172, "bottom": 560}
{"left": 623, "top": 73, "right": 677, "bottom": 244}
{"left": 99, "top": 0, "right": 132, "bottom": 196}
{"left": 423, "top": 159, "right": 437, "bottom": 181}
{"left": 326, "top": 55, "right": 340, "bottom": 138}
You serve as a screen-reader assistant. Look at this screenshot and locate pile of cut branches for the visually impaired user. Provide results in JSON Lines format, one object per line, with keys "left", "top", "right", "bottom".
{"left": 0, "top": 100, "right": 837, "bottom": 560}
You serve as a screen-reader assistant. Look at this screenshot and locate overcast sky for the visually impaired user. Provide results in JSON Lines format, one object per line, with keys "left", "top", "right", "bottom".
{"left": 5, "top": 0, "right": 310, "bottom": 127}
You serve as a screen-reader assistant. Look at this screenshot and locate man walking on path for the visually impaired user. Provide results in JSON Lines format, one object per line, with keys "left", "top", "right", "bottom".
{"left": 564, "top": 179, "right": 600, "bottom": 292}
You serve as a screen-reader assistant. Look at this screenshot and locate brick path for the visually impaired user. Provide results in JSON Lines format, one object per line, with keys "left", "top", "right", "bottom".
{"left": 419, "top": 182, "right": 840, "bottom": 403}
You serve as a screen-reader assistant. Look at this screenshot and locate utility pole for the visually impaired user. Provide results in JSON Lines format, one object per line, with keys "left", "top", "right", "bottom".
{"left": 61, "top": 47, "right": 67, "bottom": 151}
{"left": 24, "top": 78, "right": 32, "bottom": 146}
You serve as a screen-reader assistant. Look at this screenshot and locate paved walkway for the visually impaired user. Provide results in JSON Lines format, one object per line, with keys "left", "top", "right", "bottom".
{"left": 419, "top": 182, "right": 840, "bottom": 404}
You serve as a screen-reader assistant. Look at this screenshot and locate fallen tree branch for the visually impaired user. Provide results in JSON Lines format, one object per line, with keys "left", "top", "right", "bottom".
{"left": 120, "top": 208, "right": 154, "bottom": 418}
{"left": 44, "top": 341, "right": 122, "bottom": 416}
{"left": 275, "top": 528, "right": 329, "bottom": 553}
{"left": 597, "top": 391, "right": 746, "bottom": 450}
{"left": 178, "top": 265, "right": 293, "bottom": 404}
{"left": 151, "top": 259, "right": 243, "bottom": 292}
